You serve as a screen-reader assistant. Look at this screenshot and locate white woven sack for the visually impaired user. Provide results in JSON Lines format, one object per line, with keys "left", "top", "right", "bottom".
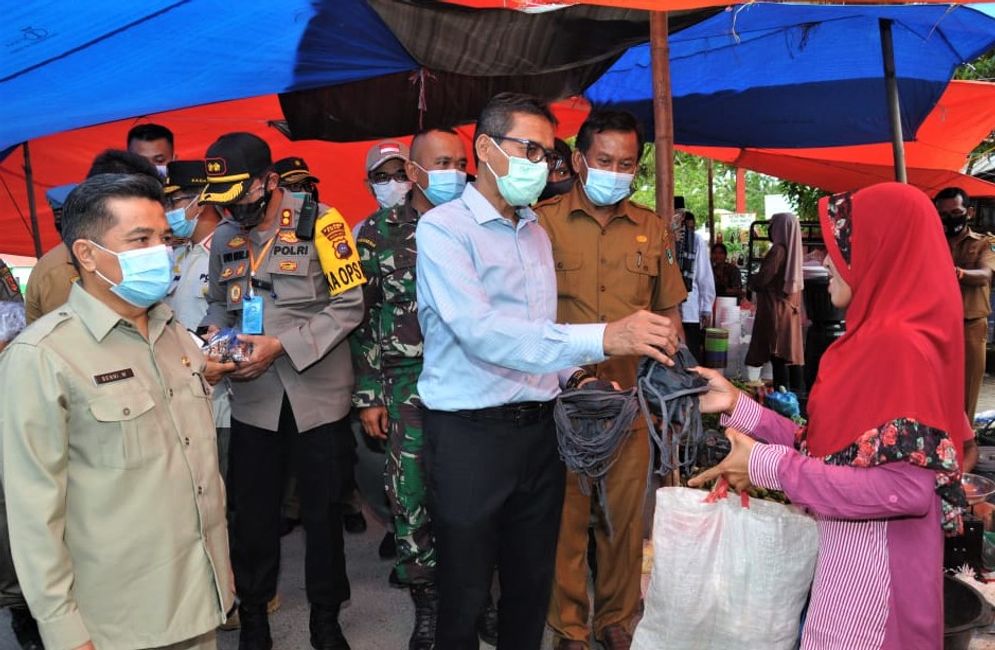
{"left": 633, "top": 486, "right": 819, "bottom": 650}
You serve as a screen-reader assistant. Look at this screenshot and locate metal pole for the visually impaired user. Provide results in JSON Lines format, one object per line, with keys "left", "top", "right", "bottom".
{"left": 879, "top": 19, "right": 907, "bottom": 183}
{"left": 22, "top": 142, "right": 43, "bottom": 258}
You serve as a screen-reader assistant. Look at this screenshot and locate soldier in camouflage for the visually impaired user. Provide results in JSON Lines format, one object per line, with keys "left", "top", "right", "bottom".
{"left": 349, "top": 130, "right": 468, "bottom": 650}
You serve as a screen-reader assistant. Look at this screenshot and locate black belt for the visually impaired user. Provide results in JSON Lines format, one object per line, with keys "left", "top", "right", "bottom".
{"left": 451, "top": 400, "right": 554, "bottom": 425}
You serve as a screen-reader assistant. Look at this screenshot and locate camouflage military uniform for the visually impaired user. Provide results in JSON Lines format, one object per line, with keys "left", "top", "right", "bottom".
{"left": 349, "top": 197, "right": 433, "bottom": 585}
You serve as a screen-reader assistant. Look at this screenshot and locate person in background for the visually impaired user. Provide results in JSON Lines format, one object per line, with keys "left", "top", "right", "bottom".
{"left": 199, "top": 132, "right": 363, "bottom": 650}
{"left": 711, "top": 242, "right": 743, "bottom": 301}
{"left": 674, "top": 209, "right": 715, "bottom": 362}
{"left": 416, "top": 92, "right": 681, "bottom": 650}
{"left": 0, "top": 264, "right": 40, "bottom": 650}
{"left": 275, "top": 156, "right": 321, "bottom": 203}
{"left": 25, "top": 151, "right": 159, "bottom": 323}
{"left": 745, "top": 212, "right": 804, "bottom": 392}
{"left": 536, "top": 109, "right": 687, "bottom": 650}
{"left": 936, "top": 186, "right": 993, "bottom": 473}
{"left": 690, "top": 183, "right": 970, "bottom": 649}
{"left": 537, "top": 138, "right": 576, "bottom": 202}
{"left": 127, "top": 123, "right": 175, "bottom": 178}
{"left": 351, "top": 127, "right": 471, "bottom": 650}
{"left": 366, "top": 141, "right": 413, "bottom": 211}
{"left": 1, "top": 173, "right": 234, "bottom": 650}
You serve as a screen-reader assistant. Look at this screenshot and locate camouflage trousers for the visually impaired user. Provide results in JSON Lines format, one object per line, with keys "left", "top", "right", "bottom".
{"left": 384, "top": 372, "right": 435, "bottom": 585}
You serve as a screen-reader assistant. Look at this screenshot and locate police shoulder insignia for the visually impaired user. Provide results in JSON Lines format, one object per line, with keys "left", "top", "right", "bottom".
{"left": 280, "top": 209, "right": 293, "bottom": 227}
{"left": 227, "top": 236, "right": 246, "bottom": 248}
{"left": 229, "top": 283, "right": 243, "bottom": 304}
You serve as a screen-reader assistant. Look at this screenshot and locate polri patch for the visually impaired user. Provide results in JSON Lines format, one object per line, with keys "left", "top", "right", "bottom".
{"left": 93, "top": 368, "right": 135, "bottom": 385}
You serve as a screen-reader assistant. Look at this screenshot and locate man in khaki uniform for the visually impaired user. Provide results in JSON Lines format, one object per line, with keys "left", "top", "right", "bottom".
{"left": 199, "top": 133, "right": 364, "bottom": 650}
{"left": 0, "top": 173, "right": 234, "bottom": 650}
{"left": 536, "top": 110, "right": 687, "bottom": 650}
{"left": 937, "top": 187, "right": 995, "bottom": 471}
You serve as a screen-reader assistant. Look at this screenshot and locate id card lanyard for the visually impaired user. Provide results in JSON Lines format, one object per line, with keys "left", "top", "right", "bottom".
{"left": 243, "top": 234, "right": 277, "bottom": 334}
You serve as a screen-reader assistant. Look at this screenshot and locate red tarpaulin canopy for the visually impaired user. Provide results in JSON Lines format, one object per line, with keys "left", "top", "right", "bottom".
{"left": 0, "top": 96, "right": 590, "bottom": 257}
{"left": 680, "top": 80, "right": 995, "bottom": 198}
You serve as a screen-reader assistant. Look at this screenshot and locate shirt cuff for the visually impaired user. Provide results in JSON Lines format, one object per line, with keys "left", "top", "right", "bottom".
{"left": 748, "top": 443, "right": 790, "bottom": 491}
{"left": 37, "top": 609, "right": 90, "bottom": 650}
{"left": 720, "top": 393, "right": 763, "bottom": 434}
{"left": 567, "top": 323, "right": 608, "bottom": 366}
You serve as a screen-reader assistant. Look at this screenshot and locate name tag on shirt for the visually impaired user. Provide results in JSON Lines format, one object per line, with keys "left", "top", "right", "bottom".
{"left": 93, "top": 368, "right": 135, "bottom": 385}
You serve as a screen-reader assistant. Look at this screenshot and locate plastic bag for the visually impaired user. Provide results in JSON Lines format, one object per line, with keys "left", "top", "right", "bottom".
{"left": 206, "top": 328, "right": 253, "bottom": 363}
{"left": 633, "top": 486, "right": 819, "bottom": 650}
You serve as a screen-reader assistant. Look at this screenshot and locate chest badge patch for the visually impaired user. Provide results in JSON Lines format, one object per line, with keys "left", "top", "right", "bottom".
{"left": 235, "top": 262, "right": 247, "bottom": 276}
{"left": 279, "top": 261, "right": 299, "bottom": 272}
{"left": 227, "top": 236, "right": 246, "bottom": 249}
{"left": 279, "top": 231, "right": 300, "bottom": 244}
{"left": 636, "top": 235, "right": 648, "bottom": 243}
{"left": 93, "top": 368, "right": 135, "bottom": 385}
{"left": 221, "top": 267, "right": 234, "bottom": 280}
{"left": 229, "top": 283, "right": 243, "bottom": 304}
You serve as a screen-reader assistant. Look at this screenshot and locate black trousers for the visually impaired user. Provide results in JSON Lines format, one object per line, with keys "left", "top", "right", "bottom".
{"left": 228, "top": 396, "right": 353, "bottom": 607}
{"left": 424, "top": 404, "right": 565, "bottom": 650}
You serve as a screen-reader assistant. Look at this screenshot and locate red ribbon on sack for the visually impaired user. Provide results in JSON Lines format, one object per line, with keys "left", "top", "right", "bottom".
{"left": 702, "top": 477, "right": 750, "bottom": 509}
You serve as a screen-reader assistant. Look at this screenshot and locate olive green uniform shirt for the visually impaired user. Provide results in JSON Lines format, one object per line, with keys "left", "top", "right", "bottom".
{"left": 0, "top": 284, "right": 234, "bottom": 650}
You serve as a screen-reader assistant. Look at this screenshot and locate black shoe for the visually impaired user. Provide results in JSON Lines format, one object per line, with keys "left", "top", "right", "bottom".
{"left": 476, "top": 597, "right": 498, "bottom": 647}
{"left": 378, "top": 531, "right": 397, "bottom": 559}
{"left": 237, "top": 603, "right": 272, "bottom": 650}
{"left": 343, "top": 509, "right": 367, "bottom": 534}
{"left": 310, "top": 603, "right": 351, "bottom": 650}
{"left": 408, "top": 583, "right": 438, "bottom": 650}
{"left": 9, "top": 607, "right": 43, "bottom": 650}
{"left": 280, "top": 516, "right": 301, "bottom": 537}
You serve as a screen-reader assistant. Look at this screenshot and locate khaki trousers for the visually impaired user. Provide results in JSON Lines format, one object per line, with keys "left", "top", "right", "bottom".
{"left": 965, "top": 317, "right": 988, "bottom": 423}
{"left": 148, "top": 630, "right": 216, "bottom": 650}
{"left": 548, "top": 426, "right": 649, "bottom": 644}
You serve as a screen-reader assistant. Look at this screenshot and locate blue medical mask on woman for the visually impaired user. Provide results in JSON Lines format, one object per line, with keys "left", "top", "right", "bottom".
{"left": 414, "top": 164, "right": 467, "bottom": 206}
{"left": 485, "top": 137, "right": 549, "bottom": 207}
{"left": 89, "top": 241, "right": 173, "bottom": 308}
{"left": 165, "top": 202, "right": 200, "bottom": 239}
{"left": 581, "top": 157, "right": 634, "bottom": 207}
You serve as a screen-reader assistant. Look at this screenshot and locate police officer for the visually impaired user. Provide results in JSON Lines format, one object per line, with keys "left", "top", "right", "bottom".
{"left": 275, "top": 156, "right": 320, "bottom": 201}
{"left": 350, "top": 127, "right": 468, "bottom": 650}
{"left": 936, "top": 186, "right": 995, "bottom": 472}
{"left": 0, "top": 173, "right": 234, "bottom": 650}
{"left": 198, "top": 133, "right": 364, "bottom": 650}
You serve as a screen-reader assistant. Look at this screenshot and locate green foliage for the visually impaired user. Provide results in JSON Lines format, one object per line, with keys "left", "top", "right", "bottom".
{"left": 956, "top": 51, "right": 995, "bottom": 81}
{"left": 777, "top": 180, "right": 828, "bottom": 220}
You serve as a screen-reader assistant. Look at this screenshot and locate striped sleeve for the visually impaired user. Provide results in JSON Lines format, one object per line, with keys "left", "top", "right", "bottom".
{"left": 748, "top": 443, "right": 791, "bottom": 490}
{"left": 720, "top": 393, "right": 763, "bottom": 433}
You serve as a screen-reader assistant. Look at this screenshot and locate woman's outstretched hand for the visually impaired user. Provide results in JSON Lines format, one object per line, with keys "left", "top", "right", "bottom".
{"left": 688, "top": 427, "right": 757, "bottom": 492}
{"left": 691, "top": 366, "right": 741, "bottom": 415}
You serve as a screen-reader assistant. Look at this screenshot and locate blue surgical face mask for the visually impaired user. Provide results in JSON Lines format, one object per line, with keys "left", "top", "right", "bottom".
{"left": 165, "top": 201, "right": 201, "bottom": 240}
{"left": 414, "top": 164, "right": 467, "bottom": 206}
{"left": 89, "top": 241, "right": 173, "bottom": 308}
{"left": 486, "top": 137, "right": 549, "bottom": 207}
{"left": 580, "top": 156, "right": 634, "bottom": 207}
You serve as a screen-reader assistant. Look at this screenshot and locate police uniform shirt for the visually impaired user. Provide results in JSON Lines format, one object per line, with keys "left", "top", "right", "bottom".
{"left": 201, "top": 190, "right": 364, "bottom": 433}
{"left": 0, "top": 284, "right": 234, "bottom": 650}
{"left": 535, "top": 182, "right": 688, "bottom": 389}
{"left": 950, "top": 227, "right": 995, "bottom": 320}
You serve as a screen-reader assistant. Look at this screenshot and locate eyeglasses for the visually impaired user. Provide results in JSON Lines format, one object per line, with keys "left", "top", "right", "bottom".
{"left": 370, "top": 170, "right": 409, "bottom": 185}
{"left": 166, "top": 194, "right": 200, "bottom": 209}
{"left": 284, "top": 181, "right": 316, "bottom": 193}
{"left": 489, "top": 135, "right": 556, "bottom": 166}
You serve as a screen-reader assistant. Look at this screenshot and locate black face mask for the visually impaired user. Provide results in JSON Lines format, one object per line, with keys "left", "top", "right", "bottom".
{"left": 538, "top": 177, "right": 575, "bottom": 203}
{"left": 227, "top": 190, "right": 270, "bottom": 228}
{"left": 942, "top": 215, "right": 967, "bottom": 238}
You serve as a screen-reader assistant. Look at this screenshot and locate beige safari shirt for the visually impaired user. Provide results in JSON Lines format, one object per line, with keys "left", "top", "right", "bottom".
{"left": 0, "top": 284, "right": 234, "bottom": 650}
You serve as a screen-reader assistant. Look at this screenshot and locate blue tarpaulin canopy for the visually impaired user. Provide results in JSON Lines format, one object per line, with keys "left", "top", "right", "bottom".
{"left": 587, "top": 2, "right": 995, "bottom": 147}
{"left": 0, "top": 0, "right": 418, "bottom": 151}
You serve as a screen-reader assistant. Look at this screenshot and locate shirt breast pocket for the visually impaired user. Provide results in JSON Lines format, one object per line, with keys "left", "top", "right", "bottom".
{"left": 268, "top": 256, "right": 318, "bottom": 306}
{"left": 625, "top": 252, "right": 660, "bottom": 307}
{"left": 383, "top": 250, "right": 417, "bottom": 305}
{"left": 553, "top": 251, "right": 583, "bottom": 299}
{"left": 87, "top": 390, "right": 157, "bottom": 469}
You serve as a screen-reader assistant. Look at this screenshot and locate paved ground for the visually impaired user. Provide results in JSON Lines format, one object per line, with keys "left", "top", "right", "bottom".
{"left": 5, "top": 376, "right": 995, "bottom": 649}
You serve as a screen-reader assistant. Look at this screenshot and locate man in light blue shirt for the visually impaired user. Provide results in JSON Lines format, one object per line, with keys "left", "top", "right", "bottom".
{"left": 416, "top": 92, "right": 679, "bottom": 650}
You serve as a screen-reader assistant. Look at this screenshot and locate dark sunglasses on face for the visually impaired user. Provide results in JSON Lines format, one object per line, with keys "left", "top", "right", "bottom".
{"left": 370, "top": 170, "right": 409, "bottom": 185}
